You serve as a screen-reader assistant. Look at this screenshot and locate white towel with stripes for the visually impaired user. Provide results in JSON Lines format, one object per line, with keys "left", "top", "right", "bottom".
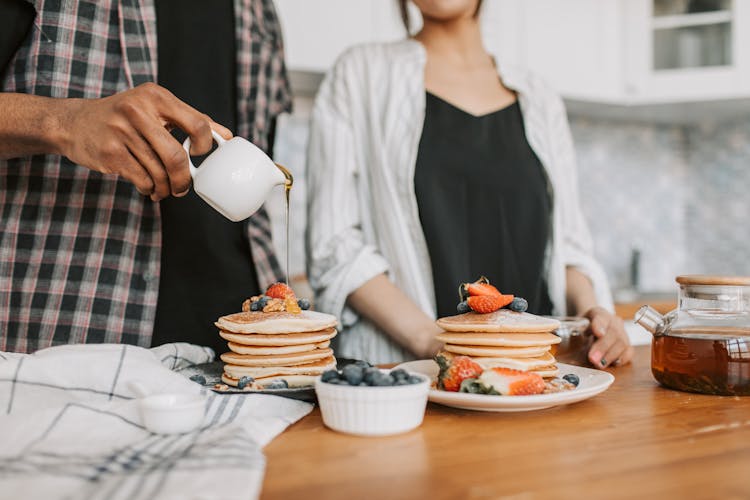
{"left": 0, "top": 343, "right": 313, "bottom": 500}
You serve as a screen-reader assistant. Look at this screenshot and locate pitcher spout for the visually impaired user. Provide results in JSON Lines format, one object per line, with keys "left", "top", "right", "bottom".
{"left": 634, "top": 305, "right": 666, "bottom": 336}
{"left": 274, "top": 163, "right": 294, "bottom": 188}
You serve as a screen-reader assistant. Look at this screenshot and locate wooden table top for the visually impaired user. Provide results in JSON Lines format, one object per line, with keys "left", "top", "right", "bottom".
{"left": 261, "top": 346, "right": 750, "bottom": 499}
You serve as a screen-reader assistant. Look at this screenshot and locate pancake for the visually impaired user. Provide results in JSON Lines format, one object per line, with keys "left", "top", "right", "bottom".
{"left": 226, "top": 340, "right": 330, "bottom": 355}
{"left": 216, "top": 310, "right": 338, "bottom": 334}
{"left": 219, "top": 328, "right": 337, "bottom": 346}
{"left": 221, "top": 373, "right": 318, "bottom": 388}
{"left": 442, "top": 343, "right": 550, "bottom": 358}
{"left": 220, "top": 348, "right": 333, "bottom": 367}
{"left": 223, "top": 355, "right": 336, "bottom": 379}
{"left": 436, "top": 331, "right": 561, "bottom": 347}
{"left": 439, "top": 349, "right": 556, "bottom": 371}
{"left": 472, "top": 352, "right": 556, "bottom": 372}
{"left": 532, "top": 367, "right": 560, "bottom": 379}
{"left": 436, "top": 310, "right": 560, "bottom": 333}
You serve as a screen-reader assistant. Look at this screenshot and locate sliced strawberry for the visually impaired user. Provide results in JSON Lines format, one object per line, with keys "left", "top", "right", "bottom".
{"left": 480, "top": 367, "right": 545, "bottom": 396}
{"left": 266, "top": 282, "right": 295, "bottom": 299}
{"left": 437, "top": 355, "right": 484, "bottom": 392}
{"left": 467, "top": 294, "right": 514, "bottom": 313}
{"left": 467, "top": 282, "right": 502, "bottom": 297}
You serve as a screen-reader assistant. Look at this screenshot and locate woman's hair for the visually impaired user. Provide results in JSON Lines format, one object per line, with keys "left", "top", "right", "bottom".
{"left": 398, "top": 0, "right": 484, "bottom": 33}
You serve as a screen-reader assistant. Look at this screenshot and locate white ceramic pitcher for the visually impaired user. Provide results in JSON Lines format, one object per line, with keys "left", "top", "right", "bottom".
{"left": 183, "top": 130, "right": 290, "bottom": 222}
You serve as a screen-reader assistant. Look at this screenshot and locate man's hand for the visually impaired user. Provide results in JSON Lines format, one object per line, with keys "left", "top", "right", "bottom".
{"left": 584, "top": 307, "right": 634, "bottom": 368}
{"left": 56, "top": 82, "right": 232, "bottom": 201}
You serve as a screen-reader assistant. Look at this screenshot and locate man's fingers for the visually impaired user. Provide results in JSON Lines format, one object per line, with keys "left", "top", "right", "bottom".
{"left": 118, "top": 150, "right": 155, "bottom": 197}
{"left": 126, "top": 134, "right": 171, "bottom": 201}
{"left": 153, "top": 87, "right": 215, "bottom": 155}
{"left": 211, "top": 121, "right": 233, "bottom": 141}
{"left": 128, "top": 107, "right": 192, "bottom": 196}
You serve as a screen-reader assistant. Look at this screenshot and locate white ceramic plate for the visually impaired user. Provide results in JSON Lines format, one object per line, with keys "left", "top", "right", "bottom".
{"left": 394, "top": 360, "right": 614, "bottom": 412}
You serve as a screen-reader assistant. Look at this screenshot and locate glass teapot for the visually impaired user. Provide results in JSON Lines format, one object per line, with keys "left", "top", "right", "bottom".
{"left": 635, "top": 275, "right": 750, "bottom": 396}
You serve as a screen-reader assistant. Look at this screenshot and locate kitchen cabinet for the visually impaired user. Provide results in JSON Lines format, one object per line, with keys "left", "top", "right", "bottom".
{"left": 273, "top": 0, "right": 405, "bottom": 72}
{"left": 275, "top": 0, "right": 750, "bottom": 120}
{"left": 483, "top": 0, "right": 750, "bottom": 105}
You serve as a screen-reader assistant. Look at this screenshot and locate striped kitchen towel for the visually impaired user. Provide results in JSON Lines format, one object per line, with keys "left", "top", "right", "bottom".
{"left": 0, "top": 343, "right": 313, "bottom": 500}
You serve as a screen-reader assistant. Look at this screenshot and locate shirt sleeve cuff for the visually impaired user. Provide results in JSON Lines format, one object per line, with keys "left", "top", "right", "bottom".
{"left": 315, "top": 248, "right": 390, "bottom": 329}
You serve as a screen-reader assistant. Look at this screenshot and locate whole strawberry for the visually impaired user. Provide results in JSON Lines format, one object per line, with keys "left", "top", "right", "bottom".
{"left": 266, "top": 282, "right": 295, "bottom": 300}
{"left": 436, "top": 354, "right": 483, "bottom": 392}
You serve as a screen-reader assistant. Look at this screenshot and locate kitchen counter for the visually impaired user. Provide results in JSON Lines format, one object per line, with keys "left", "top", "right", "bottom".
{"left": 261, "top": 346, "right": 750, "bottom": 499}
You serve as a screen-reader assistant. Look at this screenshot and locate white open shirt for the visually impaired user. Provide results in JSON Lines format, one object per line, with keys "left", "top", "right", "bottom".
{"left": 306, "top": 39, "right": 613, "bottom": 364}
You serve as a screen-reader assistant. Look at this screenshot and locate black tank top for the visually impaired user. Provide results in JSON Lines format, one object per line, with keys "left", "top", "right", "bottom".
{"left": 414, "top": 93, "right": 553, "bottom": 318}
{"left": 151, "top": 0, "right": 261, "bottom": 355}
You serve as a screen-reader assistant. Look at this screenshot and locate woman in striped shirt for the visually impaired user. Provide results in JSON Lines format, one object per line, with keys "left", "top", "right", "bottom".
{"left": 306, "top": 0, "right": 633, "bottom": 367}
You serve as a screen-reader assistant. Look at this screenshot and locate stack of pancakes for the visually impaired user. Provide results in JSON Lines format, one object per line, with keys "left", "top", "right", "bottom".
{"left": 216, "top": 310, "right": 338, "bottom": 388}
{"left": 436, "top": 310, "right": 562, "bottom": 378}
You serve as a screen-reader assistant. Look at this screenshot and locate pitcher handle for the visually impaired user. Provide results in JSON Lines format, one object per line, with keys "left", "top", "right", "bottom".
{"left": 183, "top": 130, "right": 227, "bottom": 178}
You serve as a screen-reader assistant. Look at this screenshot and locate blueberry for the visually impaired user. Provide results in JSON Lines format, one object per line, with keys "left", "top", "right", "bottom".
{"left": 297, "top": 298, "right": 311, "bottom": 310}
{"left": 508, "top": 297, "right": 528, "bottom": 312}
{"left": 457, "top": 301, "right": 470, "bottom": 314}
{"left": 342, "top": 364, "right": 364, "bottom": 385}
{"left": 189, "top": 374, "right": 207, "bottom": 385}
{"left": 372, "top": 372, "right": 395, "bottom": 386}
{"left": 407, "top": 375, "right": 423, "bottom": 385}
{"left": 257, "top": 296, "right": 269, "bottom": 308}
{"left": 394, "top": 379, "right": 410, "bottom": 386}
{"left": 265, "top": 379, "right": 289, "bottom": 390}
{"left": 390, "top": 369, "right": 409, "bottom": 382}
{"left": 250, "top": 301, "right": 261, "bottom": 311}
{"left": 321, "top": 369, "right": 340, "bottom": 383}
{"left": 237, "top": 375, "right": 254, "bottom": 390}
{"left": 562, "top": 373, "right": 580, "bottom": 387}
{"left": 363, "top": 367, "right": 380, "bottom": 385}
{"left": 353, "top": 360, "right": 372, "bottom": 369}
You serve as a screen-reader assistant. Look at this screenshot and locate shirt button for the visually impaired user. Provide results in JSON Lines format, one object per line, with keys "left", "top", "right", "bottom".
{"left": 143, "top": 270, "right": 155, "bottom": 282}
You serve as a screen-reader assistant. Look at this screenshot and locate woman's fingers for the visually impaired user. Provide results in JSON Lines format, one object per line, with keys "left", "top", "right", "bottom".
{"left": 586, "top": 309, "right": 632, "bottom": 368}
{"left": 600, "top": 336, "right": 630, "bottom": 368}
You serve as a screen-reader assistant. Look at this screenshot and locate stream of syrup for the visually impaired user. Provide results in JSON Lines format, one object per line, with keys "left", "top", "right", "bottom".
{"left": 274, "top": 163, "right": 294, "bottom": 285}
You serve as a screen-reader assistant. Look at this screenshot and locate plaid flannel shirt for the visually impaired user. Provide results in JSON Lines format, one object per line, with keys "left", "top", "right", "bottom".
{"left": 0, "top": 0, "right": 292, "bottom": 353}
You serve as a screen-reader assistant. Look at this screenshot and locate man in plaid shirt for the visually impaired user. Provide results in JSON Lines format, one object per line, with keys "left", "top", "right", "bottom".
{"left": 0, "top": 0, "right": 292, "bottom": 353}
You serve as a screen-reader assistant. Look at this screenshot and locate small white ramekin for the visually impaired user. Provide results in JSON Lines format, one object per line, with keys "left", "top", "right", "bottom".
{"left": 314, "top": 370, "right": 430, "bottom": 437}
{"left": 138, "top": 393, "right": 206, "bottom": 434}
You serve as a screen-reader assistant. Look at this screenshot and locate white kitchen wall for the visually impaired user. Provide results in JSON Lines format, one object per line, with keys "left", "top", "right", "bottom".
{"left": 266, "top": 96, "right": 750, "bottom": 295}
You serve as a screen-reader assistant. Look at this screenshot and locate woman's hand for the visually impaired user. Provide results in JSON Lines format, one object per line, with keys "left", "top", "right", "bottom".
{"left": 584, "top": 307, "right": 634, "bottom": 368}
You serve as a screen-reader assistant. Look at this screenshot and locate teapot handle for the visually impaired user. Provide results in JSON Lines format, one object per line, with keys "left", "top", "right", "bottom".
{"left": 182, "top": 130, "right": 227, "bottom": 178}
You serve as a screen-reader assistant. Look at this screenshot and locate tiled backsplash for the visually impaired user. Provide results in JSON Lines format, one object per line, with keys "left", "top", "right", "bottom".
{"left": 268, "top": 95, "right": 750, "bottom": 296}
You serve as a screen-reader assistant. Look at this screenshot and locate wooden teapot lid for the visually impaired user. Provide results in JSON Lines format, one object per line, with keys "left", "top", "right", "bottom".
{"left": 676, "top": 275, "right": 750, "bottom": 286}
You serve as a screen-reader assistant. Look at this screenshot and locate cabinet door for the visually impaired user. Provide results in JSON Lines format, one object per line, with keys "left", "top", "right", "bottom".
{"left": 482, "top": 0, "right": 625, "bottom": 101}
{"left": 274, "top": 0, "right": 404, "bottom": 72}
{"left": 625, "top": 0, "right": 748, "bottom": 103}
